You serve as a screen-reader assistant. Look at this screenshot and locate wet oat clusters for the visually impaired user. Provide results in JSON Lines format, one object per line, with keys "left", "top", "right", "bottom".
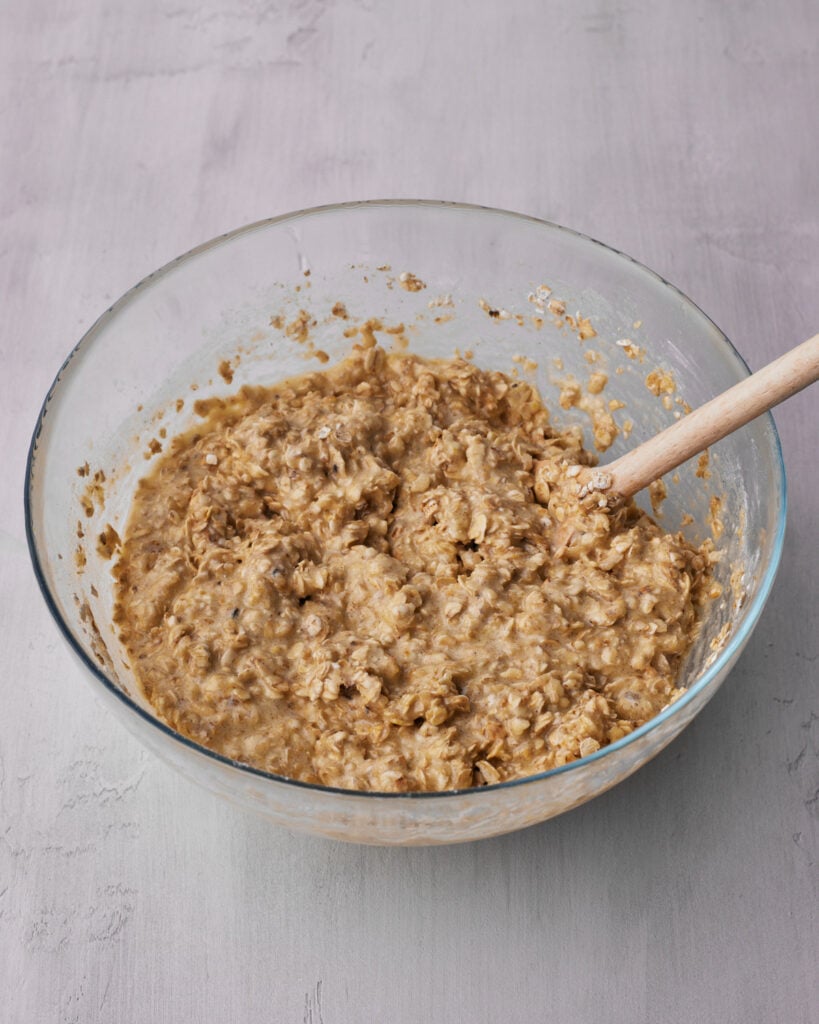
{"left": 114, "top": 341, "right": 716, "bottom": 792}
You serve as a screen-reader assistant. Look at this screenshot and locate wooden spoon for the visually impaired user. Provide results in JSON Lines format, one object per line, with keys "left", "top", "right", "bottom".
{"left": 577, "top": 333, "right": 819, "bottom": 505}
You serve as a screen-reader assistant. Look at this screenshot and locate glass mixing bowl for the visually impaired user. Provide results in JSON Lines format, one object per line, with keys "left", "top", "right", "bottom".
{"left": 26, "top": 201, "right": 785, "bottom": 844}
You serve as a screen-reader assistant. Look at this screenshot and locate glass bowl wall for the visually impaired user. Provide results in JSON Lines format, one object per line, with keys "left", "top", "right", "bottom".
{"left": 26, "top": 202, "right": 785, "bottom": 844}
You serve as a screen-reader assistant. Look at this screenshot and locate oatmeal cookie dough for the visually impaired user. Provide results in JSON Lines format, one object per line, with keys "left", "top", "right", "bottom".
{"left": 114, "top": 339, "right": 716, "bottom": 792}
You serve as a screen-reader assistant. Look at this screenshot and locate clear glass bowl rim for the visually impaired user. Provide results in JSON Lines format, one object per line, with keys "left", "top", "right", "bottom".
{"left": 24, "top": 198, "right": 788, "bottom": 802}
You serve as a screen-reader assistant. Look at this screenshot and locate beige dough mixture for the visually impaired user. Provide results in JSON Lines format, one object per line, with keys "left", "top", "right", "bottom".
{"left": 113, "top": 339, "right": 716, "bottom": 791}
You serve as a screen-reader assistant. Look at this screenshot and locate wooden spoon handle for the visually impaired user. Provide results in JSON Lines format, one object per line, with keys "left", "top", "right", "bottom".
{"left": 597, "top": 333, "right": 819, "bottom": 500}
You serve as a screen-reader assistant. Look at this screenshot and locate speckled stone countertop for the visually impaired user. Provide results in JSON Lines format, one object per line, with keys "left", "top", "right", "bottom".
{"left": 2, "top": 2, "right": 817, "bottom": 1021}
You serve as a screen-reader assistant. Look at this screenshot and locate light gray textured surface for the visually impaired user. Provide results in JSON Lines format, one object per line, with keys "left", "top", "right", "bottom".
{"left": 2, "top": 1, "right": 817, "bottom": 1021}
